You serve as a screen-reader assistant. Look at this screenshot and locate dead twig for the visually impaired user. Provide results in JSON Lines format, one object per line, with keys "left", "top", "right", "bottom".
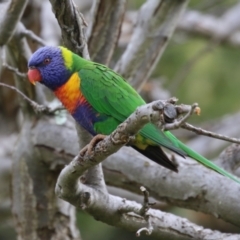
{"left": 0, "top": 82, "right": 64, "bottom": 114}
{"left": 2, "top": 62, "right": 27, "bottom": 78}
{"left": 182, "top": 122, "right": 240, "bottom": 145}
{"left": 136, "top": 186, "right": 155, "bottom": 237}
{"left": 21, "top": 29, "right": 47, "bottom": 46}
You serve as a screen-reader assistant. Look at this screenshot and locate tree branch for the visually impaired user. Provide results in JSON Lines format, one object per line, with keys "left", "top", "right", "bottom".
{"left": 103, "top": 147, "right": 240, "bottom": 227}
{"left": 29, "top": 113, "right": 240, "bottom": 239}
{"left": 119, "top": 4, "right": 240, "bottom": 50}
{"left": 53, "top": 99, "right": 236, "bottom": 238}
{"left": 216, "top": 144, "right": 240, "bottom": 177}
{"left": 186, "top": 112, "right": 240, "bottom": 157}
{"left": 29, "top": 108, "right": 240, "bottom": 228}
{"left": 6, "top": 23, "right": 36, "bottom": 115}
{"left": 178, "top": 3, "right": 240, "bottom": 46}
{"left": 87, "top": 0, "right": 126, "bottom": 65}
{"left": 0, "top": 82, "right": 65, "bottom": 114}
{"left": 114, "top": 0, "right": 189, "bottom": 90}
{"left": 49, "top": 0, "right": 89, "bottom": 59}
{"left": 58, "top": 179, "right": 240, "bottom": 240}
{"left": 4, "top": 108, "right": 239, "bottom": 238}
{"left": 12, "top": 119, "right": 81, "bottom": 239}
{"left": 182, "top": 122, "right": 240, "bottom": 145}
{"left": 2, "top": 61, "right": 27, "bottom": 78}
{"left": 0, "top": 0, "right": 29, "bottom": 46}
{"left": 21, "top": 28, "right": 47, "bottom": 46}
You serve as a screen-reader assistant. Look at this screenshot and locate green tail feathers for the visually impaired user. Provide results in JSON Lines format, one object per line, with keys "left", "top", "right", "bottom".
{"left": 165, "top": 132, "right": 240, "bottom": 184}
{"left": 178, "top": 141, "right": 240, "bottom": 184}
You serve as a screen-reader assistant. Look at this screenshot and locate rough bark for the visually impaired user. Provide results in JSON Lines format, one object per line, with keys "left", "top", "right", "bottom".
{"left": 114, "top": 0, "right": 189, "bottom": 90}
{"left": 49, "top": 0, "right": 89, "bottom": 58}
{"left": 0, "top": 0, "right": 29, "bottom": 46}
{"left": 87, "top": 0, "right": 126, "bottom": 65}
{"left": 178, "top": 3, "right": 240, "bottom": 46}
{"left": 12, "top": 118, "right": 80, "bottom": 240}
{"left": 6, "top": 17, "right": 81, "bottom": 240}
{"left": 27, "top": 105, "right": 240, "bottom": 239}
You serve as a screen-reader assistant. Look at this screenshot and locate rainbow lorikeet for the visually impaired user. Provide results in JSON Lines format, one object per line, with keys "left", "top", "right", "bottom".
{"left": 27, "top": 46, "right": 240, "bottom": 184}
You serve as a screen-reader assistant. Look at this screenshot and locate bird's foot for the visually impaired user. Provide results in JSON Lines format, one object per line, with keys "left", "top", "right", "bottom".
{"left": 80, "top": 134, "right": 107, "bottom": 156}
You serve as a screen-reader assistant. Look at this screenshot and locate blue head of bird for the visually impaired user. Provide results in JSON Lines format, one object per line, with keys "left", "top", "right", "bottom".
{"left": 28, "top": 46, "right": 71, "bottom": 90}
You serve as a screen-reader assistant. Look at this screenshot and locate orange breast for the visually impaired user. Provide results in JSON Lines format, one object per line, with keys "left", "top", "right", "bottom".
{"left": 54, "top": 72, "right": 82, "bottom": 114}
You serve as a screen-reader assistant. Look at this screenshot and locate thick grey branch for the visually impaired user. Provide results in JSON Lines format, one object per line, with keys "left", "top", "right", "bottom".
{"left": 12, "top": 119, "right": 81, "bottom": 239}
{"left": 0, "top": 0, "right": 29, "bottom": 46}
{"left": 103, "top": 147, "right": 240, "bottom": 227}
{"left": 31, "top": 112, "right": 240, "bottom": 228}
{"left": 216, "top": 144, "right": 240, "bottom": 178}
{"left": 75, "top": 124, "right": 107, "bottom": 193}
{"left": 58, "top": 177, "right": 240, "bottom": 240}
{"left": 50, "top": 99, "right": 240, "bottom": 238}
{"left": 114, "top": 0, "right": 189, "bottom": 90}
{"left": 178, "top": 3, "right": 240, "bottom": 46}
{"left": 87, "top": 0, "right": 126, "bottom": 65}
{"left": 120, "top": 3, "right": 240, "bottom": 48}
{"left": 31, "top": 116, "right": 240, "bottom": 239}
{"left": 49, "top": 0, "right": 89, "bottom": 59}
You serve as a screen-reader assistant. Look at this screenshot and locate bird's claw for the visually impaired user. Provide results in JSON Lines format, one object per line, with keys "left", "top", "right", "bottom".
{"left": 79, "top": 134, "right": 107, "bottom": 157}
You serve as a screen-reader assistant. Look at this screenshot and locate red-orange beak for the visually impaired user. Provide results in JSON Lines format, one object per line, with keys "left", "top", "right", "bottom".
{"left": 27, "top": 68, "right": 41, "bottom": 85}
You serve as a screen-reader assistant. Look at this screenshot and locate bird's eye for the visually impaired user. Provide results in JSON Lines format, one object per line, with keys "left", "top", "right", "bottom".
{"left": 43, "top": 58, "right": 50, "bottom": 65}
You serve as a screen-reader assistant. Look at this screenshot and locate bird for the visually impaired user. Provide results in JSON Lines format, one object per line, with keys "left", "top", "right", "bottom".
{"left": 27, "top": 46, "right": 240, "bottom": 184}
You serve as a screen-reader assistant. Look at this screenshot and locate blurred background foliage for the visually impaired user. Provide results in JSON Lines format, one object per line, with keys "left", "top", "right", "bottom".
{"left": 157, "top": 37, "right": 240, "bottom": 123}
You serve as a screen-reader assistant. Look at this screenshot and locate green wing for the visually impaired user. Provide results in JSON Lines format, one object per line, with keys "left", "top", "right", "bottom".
{"left": 80, "top": 64, "right": 144, "bottom": 120}
{"left": 79, "top": 63, "right": 186, "bottom": 156}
